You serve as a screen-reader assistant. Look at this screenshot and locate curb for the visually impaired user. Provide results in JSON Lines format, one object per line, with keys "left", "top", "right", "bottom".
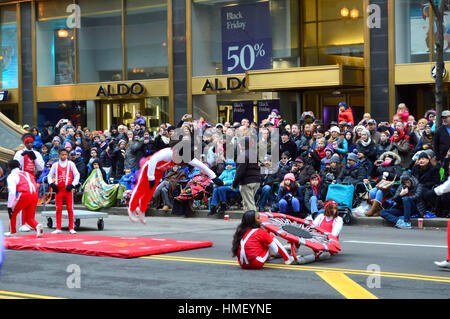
{"left": 0, "top": 203, "right": 448, "bottom": 229}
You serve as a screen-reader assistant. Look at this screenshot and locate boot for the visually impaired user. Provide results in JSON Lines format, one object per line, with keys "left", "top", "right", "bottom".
{"left": 366, "top": 200, "right": 382, "bottom": 217}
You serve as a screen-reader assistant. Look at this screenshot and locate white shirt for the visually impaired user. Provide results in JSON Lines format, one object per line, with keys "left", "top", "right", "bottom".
{"left": 312, "top": 214, "right": 343, "bottom": 237}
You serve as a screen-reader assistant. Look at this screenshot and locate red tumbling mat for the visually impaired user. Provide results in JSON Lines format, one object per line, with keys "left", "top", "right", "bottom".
{"left": 4, "top": 234, "right": 213, "bottom": 258}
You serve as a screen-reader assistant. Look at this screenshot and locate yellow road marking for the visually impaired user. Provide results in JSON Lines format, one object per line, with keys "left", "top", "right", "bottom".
{"left": 142, "top": 255, "right": 450, "bottom": 283}
{"left": 0, "top": 295, "right": 25, "bottom": 299}
{"left": 0, "top": 290, "right": 62, "bottom": 299}
{"left": 317, "top": 271, "right": 378, "bottom": 299}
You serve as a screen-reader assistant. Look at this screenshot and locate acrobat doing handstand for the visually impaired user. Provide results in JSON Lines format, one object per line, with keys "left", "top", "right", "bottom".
{"left": 128, "top": 133, "right": 224, "bottom": 224}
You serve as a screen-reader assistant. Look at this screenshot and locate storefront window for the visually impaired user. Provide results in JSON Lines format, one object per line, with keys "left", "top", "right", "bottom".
{"left": 303, "top": 0, "right": 364, "bottom": 66}
{"left": 126, "top": 0, "right": 168, "bottom": 80}
{"left": 37, "top": 100, "right": 87, "bottom": 129}
{"left": 0, "top": 5, "right": 18, "bottom": 89}
{"left": 78, "top": 0, "right": 123, "bottom": 83}
{"left": 395, "top": 0, "right": 431, "bottom": 64}
{"left": 36, "top": 0, "right": 75, "bottom": 86}
{"left": 191, "top": 0, "right": 300, "bottom": 76}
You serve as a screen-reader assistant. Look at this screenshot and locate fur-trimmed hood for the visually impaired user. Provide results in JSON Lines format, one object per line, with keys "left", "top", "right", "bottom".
{"left": 379, "top": 151, "right": 401, "bottom": 165}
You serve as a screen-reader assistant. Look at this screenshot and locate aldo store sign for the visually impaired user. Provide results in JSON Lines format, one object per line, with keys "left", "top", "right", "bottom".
{"left": 96, "top": 82, "right": 145, "bottom": 97}
{"left": 201, "top": 77, "right": 246, "bottom": 92}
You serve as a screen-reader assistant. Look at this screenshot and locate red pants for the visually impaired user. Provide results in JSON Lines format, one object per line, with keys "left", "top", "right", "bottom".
{"left": 55, "top": 189, "right": 74, "bottom": 231}
{"left": 9, "top": 192, "right": 38, "bottom": 234}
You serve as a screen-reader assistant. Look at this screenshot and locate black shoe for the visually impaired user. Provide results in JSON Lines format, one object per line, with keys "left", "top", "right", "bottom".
{"left": 218, "top": 202, "right": 227, "bottom": 213}
{"left": 208, "top": 206, "right": 217, "bottom": 216}
{"left": 212, "top": 177, "right": 224, "bottom": 186}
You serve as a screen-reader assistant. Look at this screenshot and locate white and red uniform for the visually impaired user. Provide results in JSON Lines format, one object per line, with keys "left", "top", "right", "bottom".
{"left": 129, "top": 147, "right": 217, "bottom": 215}
{"left": 312, "top": 214, "right": 343, "bottom": 239}
{"left": 13, "top": 147, "right": 44, "bottom": 176}
{"left": 237, "top": 228, "right": 290, "bottom": 269}
{"left": 13, "top": 147, "right": 44, "bottom": 227}
{"left": 7, "top": 168, "right": 39, "bottom": 234}
{"left": 434, "top": 176, "right": 450, "bottom": 261}
{"left": 47, "top": 160, "right": 80, "bottom": 231}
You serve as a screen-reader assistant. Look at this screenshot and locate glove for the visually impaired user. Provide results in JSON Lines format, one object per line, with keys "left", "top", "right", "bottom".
{"left": 27, "top": 151, "right": 37, "bottom": 160}
{"left": 66, "top": 184, "right": 75, "bottom": 192}
{"left": 50, "top": 183, "right": 59, "bottom": 193}
{"left": 149, "top": 180, "right": 155, "bottom": 189}
{"left": 8, "top": 208, "right": 13, "bottom": 219}
{"left": 212, "top": 177, "right": 224, "bottom": 187}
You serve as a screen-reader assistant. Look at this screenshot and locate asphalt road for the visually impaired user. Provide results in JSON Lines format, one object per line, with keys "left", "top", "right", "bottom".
{"left": 0, "top": 212, "right": 449, "bottom": 302}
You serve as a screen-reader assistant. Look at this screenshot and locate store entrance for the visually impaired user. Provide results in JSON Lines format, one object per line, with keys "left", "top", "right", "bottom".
{"left": 302, "top": 89, "right": 365, "bottom": 127}
{"left": 98, "top": 99, "right": 145, "bottom": 131}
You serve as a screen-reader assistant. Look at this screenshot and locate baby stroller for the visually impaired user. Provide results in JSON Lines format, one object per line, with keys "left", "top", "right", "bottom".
{"left": 325, "top": 184, "right": 354, "bottom": 225}
{"left": 172, "top": 174, "right": 214, "bottom": 216}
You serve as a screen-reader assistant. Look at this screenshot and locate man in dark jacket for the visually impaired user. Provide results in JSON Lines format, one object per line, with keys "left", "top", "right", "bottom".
{"left": 292, "top": 157, "right": 315, "bottom": 186}
{"left": 434, "top": 110, "right": 450, "bottom": 166}
{"left": 380, "top": 172, "right": 424, "bottom": 229}
{"left": 279, "top": 130, "right": 298, "bottom": 160}
{"left": 231, "top": 137, "right": 261, "bottom": 211}
{"left": 411, "top": 152, "right": 441, "bottom": 199}
{"left": 70, "top": 151, "right": 86, "bottom": 184}
{"left": 336, "top": 153, "right": 368, "bottom": 185}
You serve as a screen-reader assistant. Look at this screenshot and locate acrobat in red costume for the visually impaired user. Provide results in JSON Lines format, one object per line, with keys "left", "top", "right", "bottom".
{"left": 13, "top": 133, "right": 44, "bottom": 231}
{"left": 128, "top": 147, "right": 223, "bottom": 224}
{"left": 47, "top": 148, "right": 80, "bottom": 234}
{"left": 433, "top": 176, "right": 450, "bottom": 268}
{"left": 237, "top": 228, "right": 292, "bottom": 269}
{"left": 4, "top": 160, "right": 43, "bottom": 237}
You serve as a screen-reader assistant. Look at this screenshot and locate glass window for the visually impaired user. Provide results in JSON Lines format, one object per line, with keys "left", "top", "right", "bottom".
{"left": 0, "top": 5, "right": 18, "bottom": 89}
{"left": 36, "top": 0, "right": 75, "bottom": 86}
{"left": 191, "top": 0, "right": 300, "bottom": 76}
{"left": 303, "top": 0, "right": 364, "bottom": 67}
{"left": 395, "top": 0, "right": 431, "bottom": 64}
{"left": 78, "top": 0, "right": 123, "bottom": 83}
{"left": 126, "top": 0, "right": 168, "bottom": 80}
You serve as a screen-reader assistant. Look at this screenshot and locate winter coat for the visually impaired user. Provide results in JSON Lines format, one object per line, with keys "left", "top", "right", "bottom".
{"left": 338, "top": 108, "right": 354, "bottom": 125}
{"left": 336, "top": 161, "right": 368, "bottom": 185}
{"left": 356, "top": 140, "right": 377, "bottom": 162}
{"left": 218, "top": 167, "right": 236, "bottom": 186}
{"left": 294, "top": 164, "right": 315, "bottom": 186}
{"left": 99, "top": 149, "right": 113, "bottom": 168}
{"left": 304, "top": 175, "right": 328, "bottom": 212}
{"left": 411, "top": 163, "right": 441, "bottom": 190}
{"left": 111, "top": 147, "right": 126, "bottom": 178}
{"left": 232, "top": 150, "right": 261, "bottom": 188}
{"left": 279, "top": 139, "right": 298, "bottom": 160}
{"left": 372, "top": 152, "right": 403, "bottom": 181}
{"left": 392, "top": 172, "right": 426, "bottom": 216}
{"left": 433, "top": 125, "right": 450, "bottom": 162}
{"left": 389, "top": 132, "right": 411, "bottom": 168}
{"left": 72, "top": 157, "right": 87, "bottom": 183}
{"left": 124, "top": 140, "right": 144, "bottom": 170}
{"left": 376, "top": 140, "right": 392, "bottom": 159}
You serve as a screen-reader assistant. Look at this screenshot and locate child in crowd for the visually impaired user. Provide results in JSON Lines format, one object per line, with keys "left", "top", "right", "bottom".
{"left": 275, "top": 173, "right": 303, "bottom": 217}
{"left": 119, "top": 168, "right": 134, "bottom": 191}
{"left": 232, "top": 210, "right": 295, "bottom": 269}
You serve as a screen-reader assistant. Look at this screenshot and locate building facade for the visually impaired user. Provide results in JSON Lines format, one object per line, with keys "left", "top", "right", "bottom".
{"left": 0, "top": 0, "right": 447, "bottom": 131}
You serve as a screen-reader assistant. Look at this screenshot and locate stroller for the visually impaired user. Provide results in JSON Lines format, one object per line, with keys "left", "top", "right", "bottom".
{"left": 326, "top": 184, "right": 354, "bottom": 225}
{"left": 172, "top": 174, "right": 214, "bottom": 216}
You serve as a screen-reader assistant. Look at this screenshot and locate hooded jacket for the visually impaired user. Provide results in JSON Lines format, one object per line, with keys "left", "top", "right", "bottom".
{"left": 392, "top": 172, "right": 426, "bottom": 215}
{"left": 304, "top": 174, "right": 328, "bottom": 212}
{"left": 373, "top": 151, "right": 403, "bottom": 181}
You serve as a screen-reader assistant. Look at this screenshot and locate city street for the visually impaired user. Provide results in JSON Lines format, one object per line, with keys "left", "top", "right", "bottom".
{"left": 0, "top": 212, "right": 449, "bottom": 301}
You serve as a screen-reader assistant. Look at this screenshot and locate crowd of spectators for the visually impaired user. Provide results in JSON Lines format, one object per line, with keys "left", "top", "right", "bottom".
{"left": 20, "top": 103, "right": 450, "bottom": 228}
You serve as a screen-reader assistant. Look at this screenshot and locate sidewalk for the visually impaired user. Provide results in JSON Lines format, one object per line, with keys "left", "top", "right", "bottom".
{"left": 0, "top": 201, "right": 447, "bottom": 229}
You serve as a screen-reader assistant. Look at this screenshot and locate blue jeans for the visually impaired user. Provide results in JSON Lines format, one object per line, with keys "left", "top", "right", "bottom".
{"left": 256, "top": 185, "right": 273, "bottom": 210}
{"left": 279, "top": 198, "right": 300, "bottom": 214}
{"left": 211, "top": 186, "right": 238, "bottom": 206}
{"left": 369, "top": 188, "right": 384, "bottom": 202}
{"left": 380, "top": 196, "right": 417, "bottom": 224}
{"left": 309, "top": 196, "right": 324, "bottom": 215}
